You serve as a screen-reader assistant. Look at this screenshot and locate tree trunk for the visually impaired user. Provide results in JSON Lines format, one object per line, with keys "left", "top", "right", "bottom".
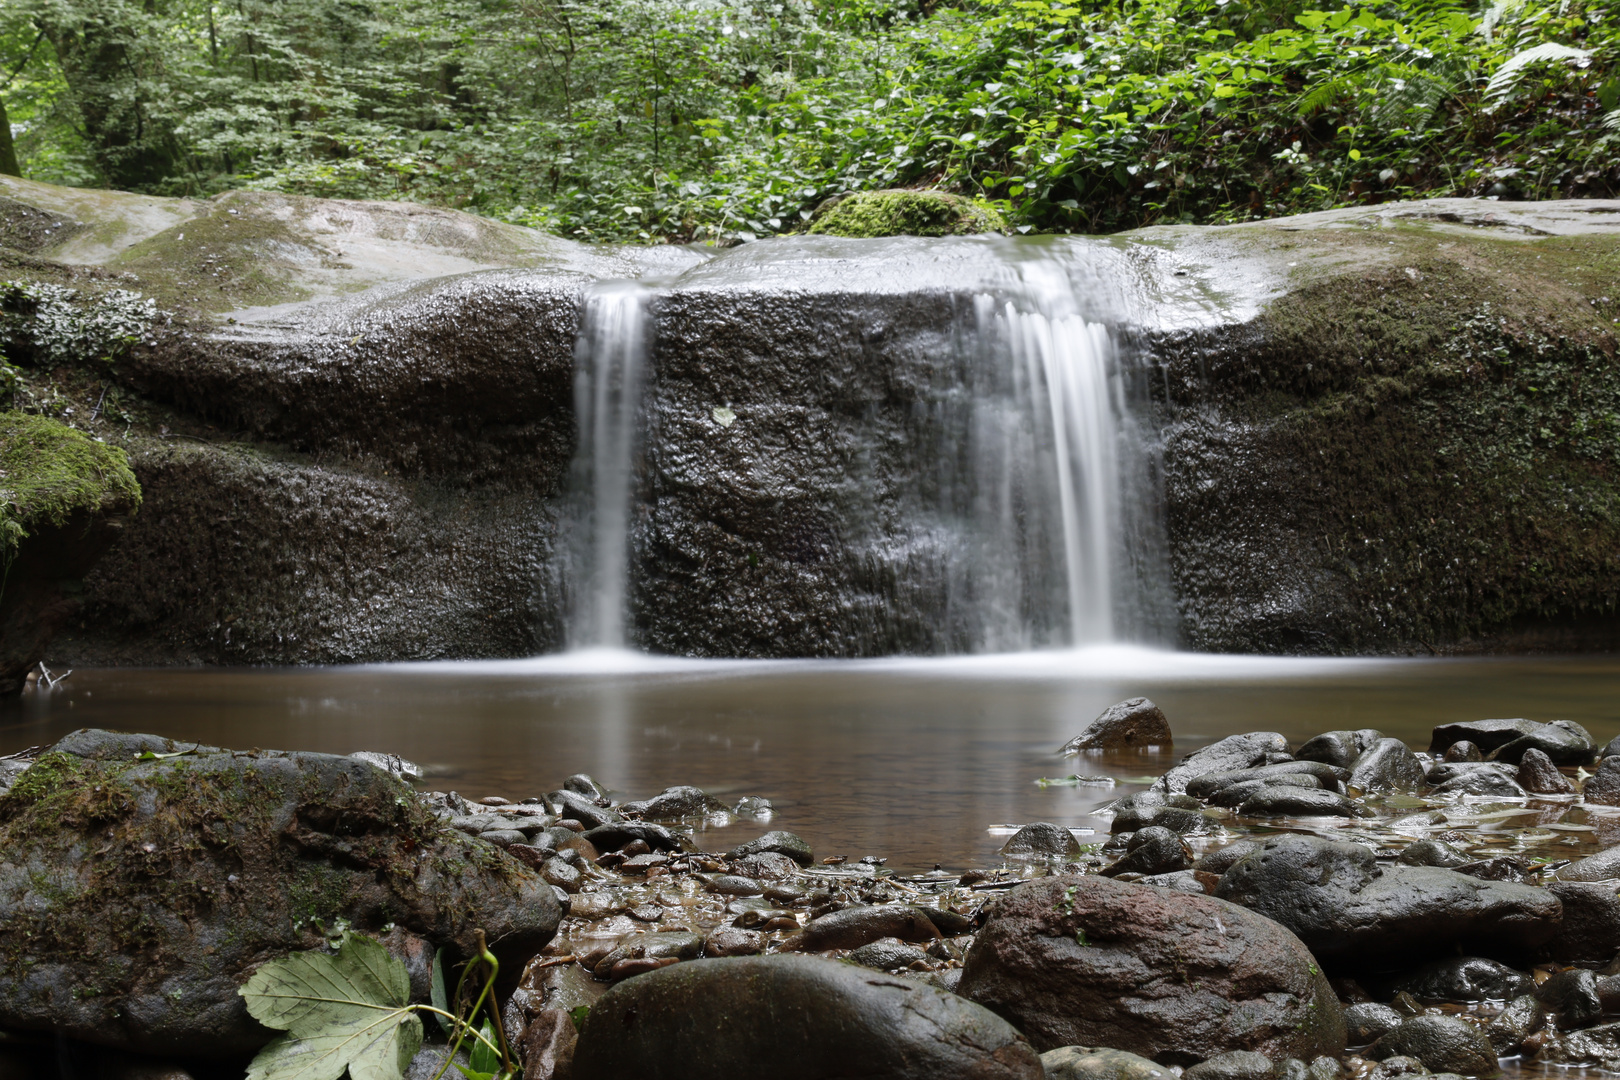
{"left": 0, "top": 94, "right": 19, "bottom": 177}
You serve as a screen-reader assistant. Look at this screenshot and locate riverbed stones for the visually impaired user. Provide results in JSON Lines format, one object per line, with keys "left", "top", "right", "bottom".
{"left": 1041, "top": 1046, "right": 1172, "bottom": 1080}
{"left": 0, "top": 729, "right": 560, "bottom": 1057}
{"left": 727, "top": 829, "right": 813, "bottom": 866}
{"left": 1347, "top": 739, "right": 1425, "bottom": 793}
{"left": 570, "top": 954, "right": 1043, "bottom": 1080}
{"left": 1443, "top": 742, "right": 1484, "bottom": 763}
{"left": 1296, "top": 730, "right": 1384, "bottom": 770}
{"left": 1187, "top": 762, "right": 1347, "bottom": 800}
{"left": 781, "top": 903, "right": 942, "bottom": 951}
{"left": 1100, "top": 826, "right": 1190, "bottom": 877}
{"left": 1001, "top": 821, "right": 1083, "bottom": 858}
{"left": 1429, "top": 769, "right": 1527, "bottom": 799}
{"left": 1516, "top": 748, "right": 1574, "bottom": 794}
{"left": 1061, "top": 698, "right": 1173, "bottom": 753}
{"left": 957, "top": 874, "right": 1345, "bottom": 1062}
{"left": 1184, "top": 1051, "right": 1276, "bottom": 1080}
{"left": 1346, "top": 1004, "right": 1405, "bottom": 1044}
{"left": 1429, "top": 719, "right": 1593, "bottom": 766}
{"left": 1214, "top": 834, "right": 1561, "bottom": 968}
{"left": 1583, "top": 756, "right": 1620, "bottom": 806}
{"left": 1237, "top": 787, "right": 1363, "bottom": 817}
{"left": 1536, "top": 1020, "right": 1620, "bottom": 1068}
{"left": 1154, "top": 733, "right": 1291, "bottom": 794}
{"left": 1543, "top": 881, "right": 1620, "bottom": 963}
{"left": 1195, "top": 841, "right": 1263, "bottom": 876}
{"left": 620, "top": 785, "right": 729, "bottom": 819}
{"left": 1397, "top": 841, "right": 1473, "bottom": 869}
{"left": 1366, "top": 1017, "right": 1496, "bottom": 1076}
{"left": 1378, "top": 958, "right": 1532, "bottom": 1003}
{"left": 1556, "top": 843, "right": 1620, "bottom": 881}
{"left": 1484, "top": 995, "right": 1543, "bottom": 1055}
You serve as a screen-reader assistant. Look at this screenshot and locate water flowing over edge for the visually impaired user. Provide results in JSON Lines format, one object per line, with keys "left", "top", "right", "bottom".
{"left": 561, "top": 243, "right": 1175, "bottom": 655}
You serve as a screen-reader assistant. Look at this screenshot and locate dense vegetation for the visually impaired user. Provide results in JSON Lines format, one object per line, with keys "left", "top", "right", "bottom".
{"left": 0, "top": 0, "right": 1614, "bottom": 243}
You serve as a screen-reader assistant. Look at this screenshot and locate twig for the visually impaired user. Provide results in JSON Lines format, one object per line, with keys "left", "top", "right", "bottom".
{"left": 89, "top": 385, "right": 108, "bottom": 423}
{"left": 0, "top": 745, "right": 40, "bottom": 761}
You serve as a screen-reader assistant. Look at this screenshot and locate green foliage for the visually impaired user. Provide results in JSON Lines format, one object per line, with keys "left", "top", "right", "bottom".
{"left": 0, "top": 0, "right": 1614, "bottom": 239}
{"left": 241, "top": 932, "right": 423, "bottom": 1080}
{"left": 241, "top": 931, "right": 516, "bottom": 1080}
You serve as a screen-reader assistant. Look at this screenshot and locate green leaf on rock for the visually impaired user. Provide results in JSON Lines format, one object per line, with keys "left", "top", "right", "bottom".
{"left": 240, "top": 932, "right": 424, "bottom": 1080}
{"left": 430, "top": 947, "right": 454, "bottom": 1038}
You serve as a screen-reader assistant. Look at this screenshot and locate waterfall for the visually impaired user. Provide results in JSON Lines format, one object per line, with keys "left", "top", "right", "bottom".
{"left": 564, "top": 283, "right": 651, "bottom": 648}
{"left": 561, "top": 241, "right": 1169, "bottom": 655}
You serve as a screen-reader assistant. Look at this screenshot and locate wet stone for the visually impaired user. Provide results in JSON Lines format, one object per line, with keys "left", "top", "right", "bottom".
{"left": 1154, "top": 732, "right": 1290, "bottom": 794}
{"left": 1537, "top": 1020, "right": 1620, "bottom": 1068}
{"left": 1536, "top": 968, "right": 1603, "bottom": 1028}
{"left": 1378, "top": 957, "right": 1533, "bottom": 1003}
{"left": 582, "top": 821, "right": 678, "bottom": 853}
{"left": 478, "top": 828, "right": 529, "bottom": 847}
{"left": 1443, "top": 741, "right": 1484, "bottom": 763}
{"left": 550, "top": 790, "right": 621, "bottom": 829}
{"left": 564, "top": 774, "right": 611, "bottom": 803}
{"left": 1584, "top": 756, "right": 1620, "bottom": 807}
{"left": 727, "top": 830, "right": 814, "bottom": 867}
{"left": 1397, "top": 841, "right": 1473, "bottom": 869}
{"left": 1346, "top": 1003, "right": 1405, "bottom": 1045}
{"left": 1040, "top": 1046, "right": 1172, "bottom": 1080}
{"left": 1430, "top": 770, "right": 1527, "bottom": 798}
{"left": 1544, "top": 880, "right": 1620, "bottom": 964}
{"left": 849, "top": 938, "right": 931, "bottom": 971}
{"left": 567, "top": 893, "right": 622, "bottom": 920}
{"left": 1296, "top": 729, "right": 1385, "bottom": 771}
{"left": 1000, "top": 821, "right": 1082, "bottom": 858}
{"left": 620, "top": 785, "right": 729, "bottom": 820}
{"left": 1183, "top": 1051, "right": 1275, "bottom": 1080}
{"left": 732, "top": 795, "right": 773, "bottom": 819}
{"left": 592, "top": 931, "right": 705, "bottom": 980}
{"left": 1237, "top": 786, "right": 1363, "bottom": 818}
{"left": 1348, "top": 739, "right": 1425, "bottom": 794}
{"left": 1484, "top": 994, "right": 1543, "bottom": 1055}
{"left": 1061, "top": 697, "right": 1173, "bottom": 754}
{"left": 730, "top": 850, "right": 800, "bottom": 880}
{"left": 1517, "top": 747, "right": 1575, "bottom": 794}
{"left": 540, "top": 858, "right": 582, "bottom": 893}
{"left": 782, "top": 904, "right": 941, "bottom": 951}
{"left": 1101, "top": 825, "right": 1189, "bottom": 877}
{"left": 704, "top": 874, "right": 763, "bottom": 896}
{"left": 1368, "top": 1057, "right": 1428, "bottom": 1080}
{"left": 1556, "top": 843, "right": 1620, "bottom": 882}
{"left": 1367, "top": 1016, "right": 1496, "bottom": 1076}
{"left": 1111, "top": 805, "right": 1215, "bottom": 835}
{"left": 702, "top": 926, "right": 766, "bottom": 957}
{"left": 1193, "top": 840, "right": 1262, "bottom": 876}
{"left": 1185, "top": 761, "right": 1347, "bottom": 800}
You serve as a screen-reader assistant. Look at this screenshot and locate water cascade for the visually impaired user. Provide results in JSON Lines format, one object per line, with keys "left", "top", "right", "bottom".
{"left": 564, "top": 241, "right": 1169, "bottom": 654}
{"left": 564, "top": 283, "right": 652, "bottom": 649}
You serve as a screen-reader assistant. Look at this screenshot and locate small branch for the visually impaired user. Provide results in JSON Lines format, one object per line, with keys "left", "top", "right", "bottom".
{"left": 89, "top": 385, "right": 108, "bottom": 423}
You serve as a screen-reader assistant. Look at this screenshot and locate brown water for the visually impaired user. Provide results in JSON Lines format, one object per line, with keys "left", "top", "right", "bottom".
{"left": 8, "top": 648, "right": 1620, "bottom": 872}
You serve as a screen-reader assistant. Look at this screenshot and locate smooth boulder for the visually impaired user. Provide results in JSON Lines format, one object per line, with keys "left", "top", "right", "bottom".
{"left": 1347, "top": 739, "right": 1425, "bottom": 794}
{"left": 1153, "top": 733, "right": 1289, "bottom": 794}
{"left": 1429, "top": 719, "right": 1592, "bottom": 766}
{"left": 0, "top": 729, "right": 560, "bottom": 1057}
{"left": 570, "top": 954, "right": 1043, "bottom": 1080}
{"left": 1214, "top": 834, "right": 1561, "bottom": 968}
{"left": 1042, "top": 1046, "right": 1173, "bottom": 1080}
{"left": 1296, "top": 730, "right": 1384, "bottom": 770}
{"left": 1367, "top": 1016, "right": 1497, "bottom": 1076}
{"left": 958, "top": 875, "right": 1345, "bottom": 1062}
{"left": 1002, "top": 821, "right": 1083, "bottom": 858}
{"left": 1061, "top": 698, "right": 1173, "bottom": 753}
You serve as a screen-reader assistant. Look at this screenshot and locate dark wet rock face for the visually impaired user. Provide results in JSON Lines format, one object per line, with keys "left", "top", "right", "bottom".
{"left": 1516, "top": 747, "right": 1574, "bottom": 794}
{"left": 1345, "top": 1003, "right": 1404, "bottom": 1045}
{"left": 1584, "top": 756, "right": 1620, "bottom": 807}
{"left": 1430, "top": 719, "right": 1593, "bottom": 766}
{"left": 0, "top": 729, "right": 559, "bottom": 1057}
{"left": 1184, "top": 1051, "right": 1277, "bottom": 1080}
{"left": 1099, "top": 826, "right": 1189, "bottom": 876}
{"left": 1062, "top": 698, "right": 1173, "bottom": 753}
{"left": 1297, "top": 730, "right": 1384, "bottom": 770}
{"left": 1214, "top": 834, "right": 1561, "bottom": 969}
{"left": 1376, "top": 957, "right": 1533, "bottom": 1003}
{"left": 958, "top": 875, "right": 1345, "bottom": 1062}
{"left": 1347, "top": 739, "right": 1425, "bottom": 793}
{"left": 1544, "top": 881, "right": 1620, "bottom": 964}
{"left": 570, "top": 954, "right": 1044, "bottom": 1080}
{"left": 1155, "top": 733, "right": 1291, "bottom": 794}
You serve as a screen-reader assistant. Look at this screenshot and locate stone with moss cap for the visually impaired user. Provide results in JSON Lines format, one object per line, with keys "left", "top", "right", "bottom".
{"left": 0, "top": 412, "right": 140, "bottom": 693}
{"left": 0, "top": 728, "right": 561, "bottom": 1058}
{"left": 806, "top": 189, "right": 1008, "bottom": 238}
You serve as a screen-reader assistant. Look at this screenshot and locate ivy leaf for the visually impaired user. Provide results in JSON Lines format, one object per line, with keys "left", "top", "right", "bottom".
{"left": 240, "top": 932, "right": 424, "bottom": 1080}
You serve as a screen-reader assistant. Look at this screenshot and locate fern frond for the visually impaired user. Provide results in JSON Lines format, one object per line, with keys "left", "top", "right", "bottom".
{"left": 1484, "top": 42, "right": 1592, "bottom": 100}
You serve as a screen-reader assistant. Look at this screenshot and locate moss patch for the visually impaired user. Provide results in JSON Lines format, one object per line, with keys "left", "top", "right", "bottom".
{"left": 806, "top": 189, "right": 1007, "bottom": 238}
{"left": 0, "top": 412, "right": 141, "bottom": 556}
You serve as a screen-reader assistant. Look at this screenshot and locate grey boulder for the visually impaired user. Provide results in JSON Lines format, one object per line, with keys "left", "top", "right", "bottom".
{"left": 570, "top": 954, "right": 1043, "bottom": 1080}
{"left": 1367, "top": 1016, "right": 1497, "bottom": 1076}
{"left": 1214, "top": 834, "right": 1561, "bottom": 968}
{"left": 958, "top": 874, "right": 1345, "bottom": 1062}
{"left": 1153, "top": 733, "right": 1290, "bottom": 794}
{"left": 1377, "top": 957, "right": 1532, "bottom": 1003}
{"left": 1001, "top": 821, "right": 1082, "bottom": 858}
{"left": 1061, "top": 698, "right": 1173, "bottom": 753}
{"left": 1296, "top": 730, "right": 1385, "bottom": 770}
{"left": 1184, "top": 1052, "right": 1276, "bottom": 1080}
{"left": 1347, "top": 739, "right": 1425, "bottom": 794}
{"left": 0, "top": 729, "right": 560, "bottom": 1057}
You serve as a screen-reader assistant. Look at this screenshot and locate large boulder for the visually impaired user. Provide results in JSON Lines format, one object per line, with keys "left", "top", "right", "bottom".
{"left": 1214, "top": 834, "right": 1560, "bottom": 969}
{"left": 0, "top": 729, "right": 560, "bottom": 1057}
{"left": 1429, "top": 719, "right": 1593, "bottom": 766}
{"left": 956, "top": 874, "right": 1345, "bottom": 1063}
{"left": 570, "top": 953, "right": 1043, "bottom": 1080}
{"left": 1153, "top": 733, "right": 1290, "bottom": 794}
{"left": 0, "top": 413, "right": 141, "bottom": 692}
{"left": 1061, "top": 698, "right": 1173, "bottom": 753}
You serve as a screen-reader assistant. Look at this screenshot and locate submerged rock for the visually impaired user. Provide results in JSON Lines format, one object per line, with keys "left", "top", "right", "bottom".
{"left": 1061, "top": 698, "right": 1173, "bottom": 753}
{"left": 1214, "top": 834, "right": 1561, "bottom": 968}
{"left": 570, "top": 954, "right": 1043, "bottom": 1080}
{"left": 957, "top": 875, "right": 1345, "bottom": 1062}
{"left": 0, "top": 729, "right": 560, "bottom": 1057}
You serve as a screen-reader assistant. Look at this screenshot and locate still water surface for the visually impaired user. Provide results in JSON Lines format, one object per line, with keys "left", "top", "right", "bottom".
{"left": 5, "top": 648, "right": 1619, "bottom": 872}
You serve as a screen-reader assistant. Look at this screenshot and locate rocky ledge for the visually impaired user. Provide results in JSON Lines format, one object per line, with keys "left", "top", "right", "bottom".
{"left": 1, "top": 179, "right": 1618, "bottom": 664}
{"left": 6, "top": 706, "right": 1620, "bottom": 1079}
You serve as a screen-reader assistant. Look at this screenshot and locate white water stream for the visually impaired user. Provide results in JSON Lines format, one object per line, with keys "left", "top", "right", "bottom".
{"left": 564, "top": 245, "right": 1164, "bottom": 653}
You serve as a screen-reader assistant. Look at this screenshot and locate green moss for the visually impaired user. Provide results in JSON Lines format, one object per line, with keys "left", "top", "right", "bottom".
{"left": 806, "top": 189, "right": 1007, "bottom": 238}
{"left": 0, "top": 411, "right": 142, "bottom": 556}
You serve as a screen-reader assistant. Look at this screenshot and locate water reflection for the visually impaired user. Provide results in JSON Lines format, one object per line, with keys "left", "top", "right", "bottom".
{"left": 5, "top": 649, "right": 1619, "bottom": 872}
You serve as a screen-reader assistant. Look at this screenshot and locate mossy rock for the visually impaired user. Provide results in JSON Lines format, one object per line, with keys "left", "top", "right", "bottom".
{"left": 806, "top": 190, "right": 1007, "bottom": 238}
{"left": 0, "top": 413, "right": 141, "bottom": 692}
{"left": 0, "top": 728, "right": 561, "bottom": 1057}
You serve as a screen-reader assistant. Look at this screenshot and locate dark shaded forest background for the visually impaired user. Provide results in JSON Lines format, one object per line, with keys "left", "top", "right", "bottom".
{"left": 0, "top": 0, "right": 1614, "bottom": 242}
